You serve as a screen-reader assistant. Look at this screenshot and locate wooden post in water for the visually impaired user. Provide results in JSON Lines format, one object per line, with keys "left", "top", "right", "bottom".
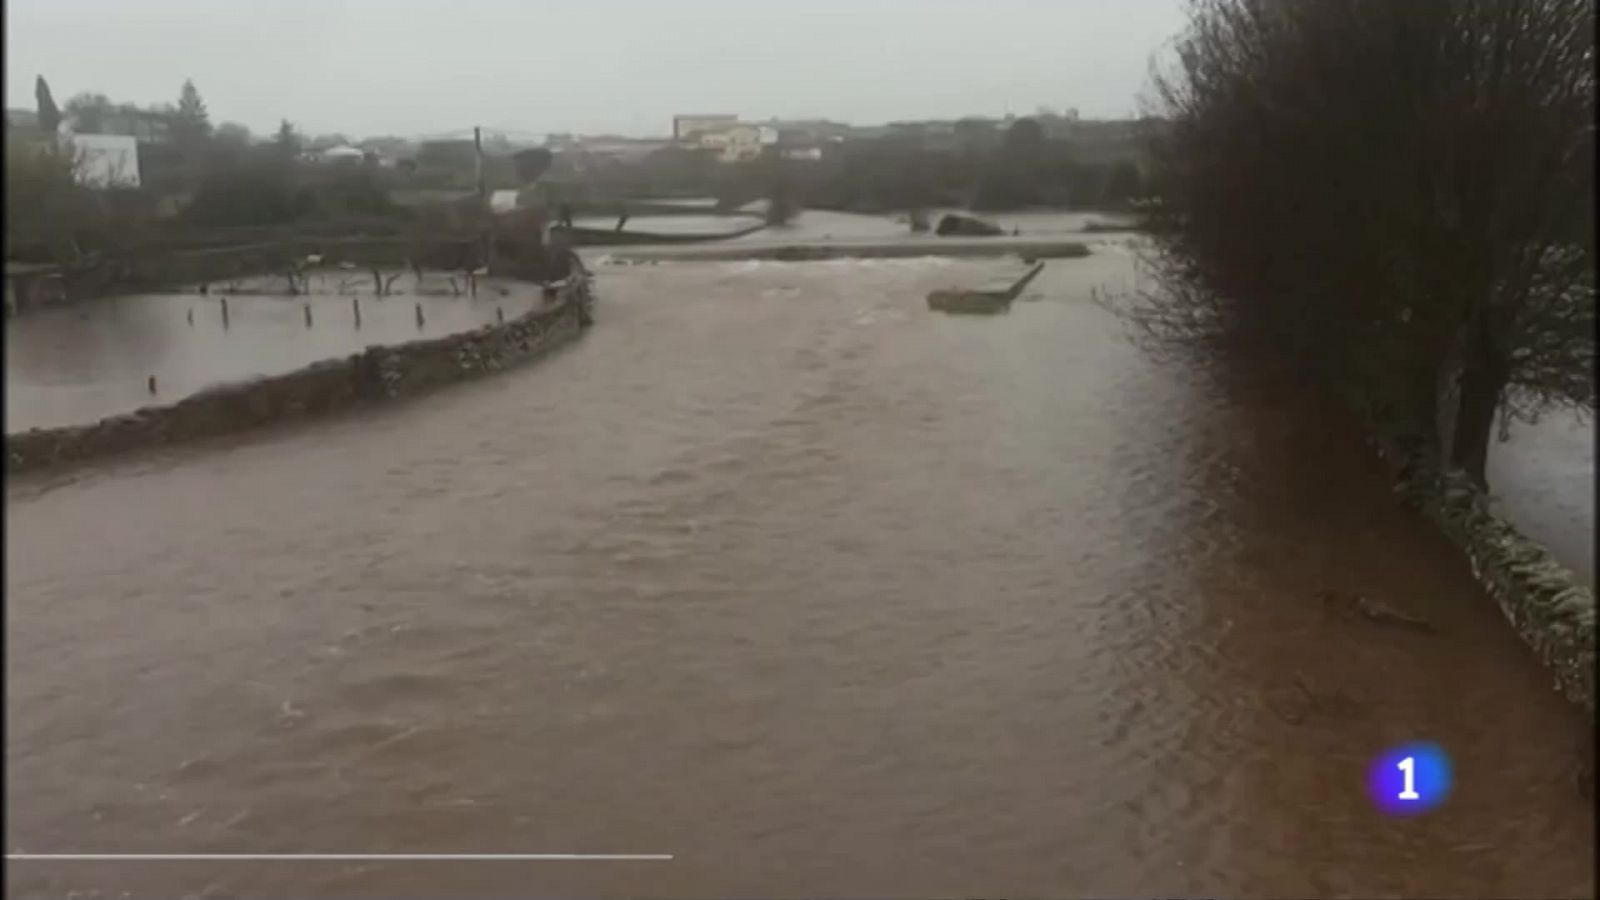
{"left": 304, "top": 303, "right": 313, "bottom": 328}
{"left": 353, "top": 296, "right": 362, "bottom": 330}
{"left": 220, "top": 296, "right": 230, "bottom": 330}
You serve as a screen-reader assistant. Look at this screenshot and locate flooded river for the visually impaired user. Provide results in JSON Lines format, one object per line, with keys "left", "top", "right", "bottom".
{"left": 5, "top": 249, "right": 1593, "bottom": 898}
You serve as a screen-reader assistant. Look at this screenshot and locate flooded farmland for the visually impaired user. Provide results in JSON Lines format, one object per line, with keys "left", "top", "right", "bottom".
{"left": 5, "top": 273, "right": 549, "bottom": 432}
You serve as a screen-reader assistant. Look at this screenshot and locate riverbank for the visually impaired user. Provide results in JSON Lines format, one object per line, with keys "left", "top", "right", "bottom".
{"left": 5, "top": 276, "right": 592, "bottom": 476}
{"left": 1366, "top": 423, "right": 1595, "bottom": 714}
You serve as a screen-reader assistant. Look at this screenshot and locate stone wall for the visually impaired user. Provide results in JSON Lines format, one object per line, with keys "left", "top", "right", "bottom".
{"left": 611, "top": 239, "right": 1091, "bottom": 264}
{"left": 1366, "top": 429, "right": 1596, "bottom": 715}
{"left": 927, "top": 261, "right": 1046, "bottom": 314}
{"left": 555, "top": 220, "right": 767, "bottom": 246}
{"left": 6, "top": 279, "right": 592, "bottom": 475}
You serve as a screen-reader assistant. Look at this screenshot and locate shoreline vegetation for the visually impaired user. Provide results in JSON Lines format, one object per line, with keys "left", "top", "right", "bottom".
{"left": 1134, "top": 0, "right": 1595, "bottom": 711}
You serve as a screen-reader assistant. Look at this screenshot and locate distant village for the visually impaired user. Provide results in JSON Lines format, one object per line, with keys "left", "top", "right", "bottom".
{"left": 5, "top": 76, "right": 1153, "bottom": 307}
{"left": 4, "top": 78, "right": 1147, "bottom": 202}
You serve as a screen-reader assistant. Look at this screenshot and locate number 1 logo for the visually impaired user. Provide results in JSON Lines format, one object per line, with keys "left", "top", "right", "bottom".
{"left": 1368, "top": 743, "right": 1451, "bottom": 815}
{"left": 1396, "top": 755, "right": 1420, "bottom": 800}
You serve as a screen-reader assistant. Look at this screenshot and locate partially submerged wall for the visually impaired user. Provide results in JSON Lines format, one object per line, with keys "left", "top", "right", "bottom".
{"left": 610, "top": 239, "right": 1091, "bottom": 264}
{"left": 927, "top": 261, "right": 1047, "bottom": 314}
{"left": 556, "top": 219, "right": 767, "bottom": 246}
{"left": 6, "top": 279, "right": 592, "bottom": 475}
{"left": 1367, "top": 430, "right": 1596, "bottom": 715}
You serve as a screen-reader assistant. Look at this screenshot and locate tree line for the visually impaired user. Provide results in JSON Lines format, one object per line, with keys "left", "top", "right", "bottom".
{"left": 795, "top": 119, "right": 1147, "bottom": 217}
{"left": 32, "top": 74, "right": 332, "bottom": 164}
{"left": 1135, "top": 0, "right": 1594, "bottom": 488}
{"left": 7, "top": 77, "right": 400, "bottom": 262}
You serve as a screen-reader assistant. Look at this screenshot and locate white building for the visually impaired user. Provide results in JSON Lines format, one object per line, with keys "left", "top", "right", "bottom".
{"left": 673, "top": 114, "right": 738, "bottom": 142}
{"left": 691, "top": 123, "right": 778, "bottom": 163}
{"left": 489, "top": 189, "right": 521, "bottom": 212}
{"left": 320, "top": 145, "right": 366, "bottom": 165}
{"left": 65, "top": 133, "right": 140, "bottom": 188}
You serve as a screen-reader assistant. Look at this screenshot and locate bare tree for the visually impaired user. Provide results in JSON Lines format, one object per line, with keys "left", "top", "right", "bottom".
{"left": 63, "top": 92, "right": 113, "bottom": 134}
{"left": 1135, "top": 0, "right": 1595, "bottom": 487}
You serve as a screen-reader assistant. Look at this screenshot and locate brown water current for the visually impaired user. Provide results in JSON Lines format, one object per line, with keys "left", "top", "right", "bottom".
{"left": 5, "top": 249, "right": 1594, "bottom": 898}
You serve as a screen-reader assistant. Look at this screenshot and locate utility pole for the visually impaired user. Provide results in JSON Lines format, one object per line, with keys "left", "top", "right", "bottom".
{"left": 474, "top": 126, "right": 489, "bottom": 271}
{"left": 474, "top": 126, "right": 486, "bottom": 208}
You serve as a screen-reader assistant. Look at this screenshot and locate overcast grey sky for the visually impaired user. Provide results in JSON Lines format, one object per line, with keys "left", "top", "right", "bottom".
{"left": 7, "top": 0, "right": 1186, "bottom": 139}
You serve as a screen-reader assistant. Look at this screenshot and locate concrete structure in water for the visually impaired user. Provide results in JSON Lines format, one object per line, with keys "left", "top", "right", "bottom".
{"left": 926, "top": 261, "right": 1046, "bottom": 314}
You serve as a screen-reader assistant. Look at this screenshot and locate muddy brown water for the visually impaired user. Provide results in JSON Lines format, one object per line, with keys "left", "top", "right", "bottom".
{"left": 5, "top": 251, "right": 1594, "bottom": 898}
